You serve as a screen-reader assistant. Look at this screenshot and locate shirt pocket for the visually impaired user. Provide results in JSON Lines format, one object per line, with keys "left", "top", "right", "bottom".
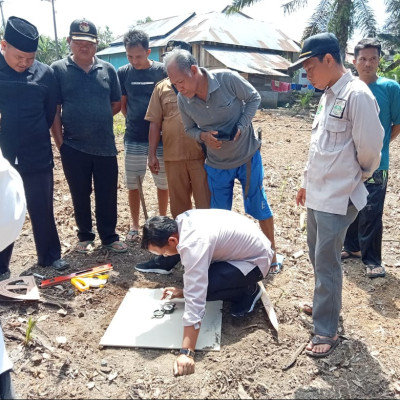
{"left": 213, "top": 96, "right": 238, "bottom": 122}
{"left": 322, "top": 119, "right": 348, "bottom": 152}
{"left": 163, "top": 94, "right": 180, "bottom": 119}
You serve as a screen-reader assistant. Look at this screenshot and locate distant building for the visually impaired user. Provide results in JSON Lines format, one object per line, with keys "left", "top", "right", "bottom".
{"left": 97, "top": 10, "right": 302, "bottom": 108}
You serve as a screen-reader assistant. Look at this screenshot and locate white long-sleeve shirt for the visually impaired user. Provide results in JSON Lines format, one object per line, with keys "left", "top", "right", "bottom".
{"left": 176, "top": 209, "right": 273, "bottom": 326}
{"left": 0, "top": 148, "right": 26, "bottom": 375}
{"left": 0, "top": 148, "right": 26, "bottom": 251}
{"left": 302, "top": 71, "right": 384, "bottom": 215}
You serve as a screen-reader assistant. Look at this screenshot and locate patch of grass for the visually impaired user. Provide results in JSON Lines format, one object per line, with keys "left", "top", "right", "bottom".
{"left": 114, "top": 113, "right": 126, "bottom": 137}
{"left": 24, "top": 317, "right": 37, "bottom": 346}
{"left": 299, "top": 90, "right": 314, "bottom": 110}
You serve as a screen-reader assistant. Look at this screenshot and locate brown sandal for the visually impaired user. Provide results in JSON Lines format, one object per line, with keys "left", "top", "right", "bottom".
{"left": 75, "top": 240, "right": 94, "bottom": 254}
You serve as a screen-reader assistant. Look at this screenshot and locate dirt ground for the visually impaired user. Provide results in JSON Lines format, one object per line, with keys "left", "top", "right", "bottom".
{"left": 1, "top": 109, "right": 400, "bottom": 399}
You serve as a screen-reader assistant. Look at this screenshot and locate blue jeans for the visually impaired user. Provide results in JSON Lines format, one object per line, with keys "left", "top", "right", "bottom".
{"left": 307, "top": 205, "right": 358, "bottom": 337}
{"left": 343, "top": 170, "right": 388, "bottom": 266}
{"left": 205, "top": 151, "right": 273, "bottom": 221}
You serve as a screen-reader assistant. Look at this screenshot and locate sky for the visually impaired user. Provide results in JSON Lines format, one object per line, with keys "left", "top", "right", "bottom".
{"left": 0, "top": 0, "right": 387, "bottom": 45}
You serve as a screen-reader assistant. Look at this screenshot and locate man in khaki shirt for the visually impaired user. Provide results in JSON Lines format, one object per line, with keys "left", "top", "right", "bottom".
{"left": 290, "top": 33, "right": 383, "bottom": 358}
{"left": 135, "top": 41, "right": 210, "bottom": 274}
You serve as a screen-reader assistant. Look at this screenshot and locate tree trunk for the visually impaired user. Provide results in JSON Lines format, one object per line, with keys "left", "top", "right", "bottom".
{"left": 331, "top": 0, "right": 353, "bottom": 62}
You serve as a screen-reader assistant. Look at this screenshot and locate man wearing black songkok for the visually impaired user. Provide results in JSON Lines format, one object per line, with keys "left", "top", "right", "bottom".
{"left": 0, "top": 16, "right": 69, "bottom": 276}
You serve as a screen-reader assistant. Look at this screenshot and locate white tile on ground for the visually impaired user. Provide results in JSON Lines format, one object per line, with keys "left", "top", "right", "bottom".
{"left": 100, "top": 288, "right": 222, "bottom": 351}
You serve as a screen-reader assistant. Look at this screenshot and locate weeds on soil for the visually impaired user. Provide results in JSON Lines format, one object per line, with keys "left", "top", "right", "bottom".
{"left": 113, "top": 113, "right": 125, "bottom": 137}
{"left": 24, "top": 317, "right": 37, "bottom": 346}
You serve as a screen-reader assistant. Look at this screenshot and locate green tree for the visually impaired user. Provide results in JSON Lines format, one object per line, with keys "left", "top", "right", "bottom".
{"left": 379, "top": 54, "right": 400, "bottom": 82}
{"left": 129, "top": 16, "right": 153, "bottom": 29}
{"left": 36, "top": 35, "right": 68, "bottom": 65}
{"left": 225, "top": 0, "right": 377, "bottom": 61}
{"left": 378, "top": 0, "right": 400, "bottom": 51}
{"left": 97, "top": 25, "right": 114, "bottom": 52}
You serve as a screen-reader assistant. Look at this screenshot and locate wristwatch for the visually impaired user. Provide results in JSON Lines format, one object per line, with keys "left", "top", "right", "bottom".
{"left": 179, "top": 348, "right": 195, "bottom": 359}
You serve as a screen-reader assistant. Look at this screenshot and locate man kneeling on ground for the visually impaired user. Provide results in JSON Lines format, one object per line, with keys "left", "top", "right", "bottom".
{"left": 141, "top": 209, "right": 274, "bottom": 376}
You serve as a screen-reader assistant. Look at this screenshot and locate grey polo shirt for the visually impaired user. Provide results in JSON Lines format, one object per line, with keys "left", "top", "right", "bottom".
{"left": 51, "top": 56, "right": 121, "bottom": 156}
{"left": 303, "top": 71, "right": 384, "bottom": 215}
{"left": 177, "top": 68, "right": 261, "bottom": 170}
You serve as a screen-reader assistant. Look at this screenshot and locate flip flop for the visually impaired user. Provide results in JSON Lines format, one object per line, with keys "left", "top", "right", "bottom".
{"left": 366, "top": 265, "right": 386, "bottom": 279}
{"left": 305, "top": 335, "right": 340, "bottom": 358}
{"left": 341, "top": 250, "right": 361, "bottom": 260}
{"left": 75, "top": 240, "right": 94, "bottom": 254}
{"left": 269, "top": 262, "right": 282, "bottom": 274}
{"left": 103, "top": 240, "right": 128, "bottom": 253}
{"left": 126, "top": 229, "right": 141, "bottom": 243}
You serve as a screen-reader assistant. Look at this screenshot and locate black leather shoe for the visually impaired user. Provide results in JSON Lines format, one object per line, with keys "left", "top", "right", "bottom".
{"left": 50, "top": 259, "right": 70, "bottom": 271}
{"left": 0, "top": 269, "right": 11, "bottom": 281}
{"left": 135, "top": 254, "right": 180, "bottom": 274}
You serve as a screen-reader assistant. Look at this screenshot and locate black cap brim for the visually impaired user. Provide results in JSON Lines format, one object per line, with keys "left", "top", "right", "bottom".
{"left": 288, "top": 55, "right": 313, "bottom": 73}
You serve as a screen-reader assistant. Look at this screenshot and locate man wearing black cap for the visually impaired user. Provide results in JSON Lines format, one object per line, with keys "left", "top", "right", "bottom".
{"left": 0, "top": 16, "right": 69, "bottom": 275}
{"left": 51, "top": 18, "right": 127, "bottom": 255}
{"left": 290, "top": 32, "right": 383, "bottom": 357}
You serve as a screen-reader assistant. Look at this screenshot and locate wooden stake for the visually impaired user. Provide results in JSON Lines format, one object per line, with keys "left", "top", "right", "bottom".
{"left": 258, "top": 281, "right": 279, "bottom": 333}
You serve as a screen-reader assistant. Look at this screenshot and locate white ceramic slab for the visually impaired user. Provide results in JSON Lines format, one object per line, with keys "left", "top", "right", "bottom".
{"left": 100, "top": 288, "right": 222, "bottom": 351}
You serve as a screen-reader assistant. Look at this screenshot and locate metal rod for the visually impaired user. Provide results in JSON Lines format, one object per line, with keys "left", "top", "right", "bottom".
{"left": 51, "top": 0, "right": 60, "bottom": 59}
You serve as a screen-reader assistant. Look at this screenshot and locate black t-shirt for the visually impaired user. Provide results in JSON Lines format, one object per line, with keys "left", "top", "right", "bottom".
{"left": 118, "top": 61, "right": 167, "bottom": 142}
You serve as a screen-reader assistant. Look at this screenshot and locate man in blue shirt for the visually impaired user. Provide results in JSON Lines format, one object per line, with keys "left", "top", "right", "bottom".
{"left": 51, "top": 19, "right": 127, "bottom": 255}
{"left": 0, "top": 16, "right": 68, "bottom": 273}
{"left": 342, "top": 38, "right": 400, "bottom": 278}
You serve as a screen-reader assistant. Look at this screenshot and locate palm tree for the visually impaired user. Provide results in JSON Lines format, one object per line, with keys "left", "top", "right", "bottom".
{"left": 378, "top": 0, "right": 400, "bottom": 51}
{"left": 225, "top": 0, "right": 377, "bottom": 61}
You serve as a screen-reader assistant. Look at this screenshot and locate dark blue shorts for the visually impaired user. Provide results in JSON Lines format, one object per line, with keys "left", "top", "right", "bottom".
{"left": 205, "top": 151, "right": 273, "bottom": 221}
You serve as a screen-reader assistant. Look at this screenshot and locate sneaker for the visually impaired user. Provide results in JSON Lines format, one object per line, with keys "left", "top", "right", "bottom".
{"left": 50, "top": 258, "right": 70, "bottom": 271}
{"left": 231, "top": 284, "right": 262, "bottom": 317}
{"left": 135, "top": 254, "right": 180, "bottom": 274}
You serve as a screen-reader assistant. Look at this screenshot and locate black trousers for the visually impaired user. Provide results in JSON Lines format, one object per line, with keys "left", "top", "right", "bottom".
{"left": 0, "top": 369, "right": 16, "bottom": 399}
{"left": 0, "top": 169, "right": 61, "bottom": 271}
{"left": 206, "top": 262, "right": 263, "bottom": 302}
{"left": 60, "top": 144, "right": 119, "bottom": 245}
{"left": 344, "top": 170, "right": 388, "bottom": 266}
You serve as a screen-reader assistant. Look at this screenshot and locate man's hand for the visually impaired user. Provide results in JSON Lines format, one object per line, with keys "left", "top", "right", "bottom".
{"left": 148, "top": 154, "right": 160, "bottom": 174}
{"left": 200, "top": 131, "right": 222, "bottom": 150}
{"left": 173, "top": 354, "right": 195, "bottom": 376}
{"left": 296, "top": 188, "right": 306, "bottom": 206}
{"left": 161, "top": 287, "right": 184, "bottom": 300}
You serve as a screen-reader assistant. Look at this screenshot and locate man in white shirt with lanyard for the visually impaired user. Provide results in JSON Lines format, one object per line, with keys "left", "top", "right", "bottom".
{"left": 290, "top": 32, "right": 383, "bottom": 358}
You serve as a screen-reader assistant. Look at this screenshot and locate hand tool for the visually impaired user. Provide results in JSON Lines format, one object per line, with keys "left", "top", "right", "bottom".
{"left": 71, "top": 275, "right": 108, "bottom": 292}
{"left": 40, "top": 264, "right": 113, "bottom": 288}
{"left": 258, "top": 281, "right": 279, "bottom": 333}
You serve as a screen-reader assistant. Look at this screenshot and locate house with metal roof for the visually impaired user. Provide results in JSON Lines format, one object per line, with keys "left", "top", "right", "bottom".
{"left": 97, "top": 10, "right": 301, "bottom": 107}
